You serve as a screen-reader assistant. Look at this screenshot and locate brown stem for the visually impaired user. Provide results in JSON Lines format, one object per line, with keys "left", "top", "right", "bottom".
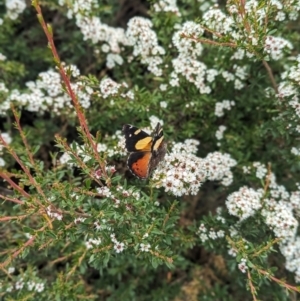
{"left": 33, "top": 2, "right": 107, "bottom": 178}
{"left": 181, "top": 33, "right": 237, "bottom": 48}
{"left": 0, "top": 235, "right": 35, "bottom": 269}
{"left": 0, "top": 193, "right": 24, "bottom": 204}
{"left": 0, "top": 137, "right": 47, "bottom": 207}
{"left": 247, "top": 270, "right": 258, "bottom": 301}
{"left": 262, "top": 60, "right": 278, "bottom": 93}
{"left": 257, "top": 269, "right": 300, "bottom": 293}
{"left": 0, "top": 172, "right": 30, "bottom": 198}
{"left": 11, "top": 105, "right": 36, "bottom": 169}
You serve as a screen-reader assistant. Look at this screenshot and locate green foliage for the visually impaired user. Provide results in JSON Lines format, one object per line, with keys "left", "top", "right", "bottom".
{"left": 1, "top": 0, "right": 300, "bottom": 300}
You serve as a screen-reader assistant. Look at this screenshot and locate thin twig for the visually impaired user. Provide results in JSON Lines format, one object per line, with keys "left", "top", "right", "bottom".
{"left": 11, "top": 105, "right": 36, "bottom": 169}
{"left": 33, "top": 1, "right": 107, "bottom": 178}
{"left": 0, "top": 193, "right": 24, "bottom": 204}
{"left": 247, "top": 270, "right": 258, "bottom": 301}
{"left": 262, "top": 60, "right": 278, "bottom": 93}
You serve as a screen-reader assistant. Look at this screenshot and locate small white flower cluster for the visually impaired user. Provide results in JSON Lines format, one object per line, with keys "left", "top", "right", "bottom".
{"left": 230, "top": 49, "right": 254, "bottom": 60}
{"left": 5, "top": 0, "right": 26, "bottom": 20}
{"left": 140, "top": 243, "right": 151, "bottom": 252}
{"left": 291, "top": 147, "right": 300, "bottom": 156}
{"left": 4, "top": 66, "right": 92, "bottom": 115}
{"left": 94, "top": 219, "right": 112, "bottom": 231}
{"left": 221, "top": 65, "right": 248, "bottom": 90}
{"left": 288, "top": 55, "right": 300, "bottom": 84}
{"left": 272, "top": 0, "right": 300, "bottom": 21}
{"left": 0, "top": 53, "right": 7, "bottom": 61}
{"left": 171, "top": 139, "right": 200, "bottom": 155}
{"left": 59, "top": 0, "right": 129, "bottom": 69}
{"left": 0, "top": 132, "right": 12, "bottom": 167}
{"left": 160, "top": 100, "right": 168, "bottom": 108}
{"left": 204, "top": 152, "right": 237, "bottom": 186}
{"left": 12, "top": 277, "right": 45, "bottom": 293}
{"left": 112, "top": 130, "right": 128, "bottom": 157}
{"left": 276, "top": 81, "right": 298, "bottom": 100}
{"left": 111, "top": 233, "right": 125, "bottom": 253}
{"left": 229, "top": 0, "right": 299, "bottom": 32}
{"left": 0, "top": 83, "right": 10, "bottom": 116}
{"left": 159, "top": 84, "right": 168, "bottom": 92}
{"left": 280, "top": 237, "right": 300, "bottom": 283}
{"left": 274, "top": 81, "right": 300, "bottom": 124}
{"left": 171, "top": 21, "right": 218, "bottom": 93}
{"left": 153, "top": 138, "right": 237, "bottom": 196}
{"left": 58, "top": 130, "right": 128, "bottom": 169}
{"left": 59, "top": 152, "right": 73, "bottom": 167}
{"left": 238, "top": 258, "right": 248, "bottom": 273}
{"left": 116, "top": 185, "right": 140, "bottom": 200}
{"left": 74, "top": 217, "right": 86, "bottom": 224}
{"left": 27, "top": 281, "right": 45, "bottom": 293}
{"left": 153, "top": 0, "right": 181, "bottom": 16}
{"left": 202, "top": 6, "right": 234, "bottom": 34}
{"left": 262, "top": 198, "right": 298, "bottom": 242}
{"left": 269, "top": 176, "right": 290, "bottom": 201}
{"left": 153, "top": 152, "right": 206, "bottom": 196}
{"left": 240, "top": 163, "right": 300, "bottom": 282}
{"left": 58, "top": 0, "right": 98, "bottom": 19}
{"left": 264, "top": 36, "right": 293, "bottom": 60}
{"left": 261, "top": 189, "right": 300, "bottom": 284}
{"left": 228, "top": 247, "right": 237, "bottom": 257}
{"left": 197, "top": 0, "right": 217, "bottom": 12}
{"left": 46, "top": 205, "right": 63, "bottom": 221}
{"left": 0, "top": 82, "right": 9, "bottom": 93}
{"left": 252, "top": 162, "right": 268, "bottom": 179}
{"left": 126, "top": 17, "right": 166, "bottom": 76}
{"left": 244, "top": 161, "right": 271, "bottom": 180}
{"left": 215, "top": 125, "right": 226, "bottom": 140}
{"left": 291, "top": 189, "right": 300, "bottom": 211}
{"left": 8, "top": 267, "right": 15, "bottom": 274}
{"left": 96, "top": 185, "right": 140, "bottom": 208}
{"left": 215, "top": 100, "right": 235, "bottom": 117}
{"left": 57, "top": 0, "right": 130, "bottom": 69}
{"left": 197, "top": 223, "right": 225, "bottom": 243}
{"left": 99, "top": 77, "right": 134, "bottom": 100}
{"left": 149, "top": 115, "right": 164, "bottom": 130}
{"left": 76, "top": 16, "right": 129, "bottom": 68}
{"left": 226, "top": 186, "right": 264, "bottom": 221}
{"left": 85, "top": 238, "right": 101, "bottom": 249}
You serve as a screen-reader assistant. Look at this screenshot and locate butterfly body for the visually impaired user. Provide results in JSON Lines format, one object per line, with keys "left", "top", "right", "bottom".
{"left": 122, "top": 123, "right": 167, "bottom": 179}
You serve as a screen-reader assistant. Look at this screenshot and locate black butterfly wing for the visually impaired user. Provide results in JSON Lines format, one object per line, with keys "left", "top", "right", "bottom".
{"left": 122, "top": 124, "right": 153, "bottom": 152}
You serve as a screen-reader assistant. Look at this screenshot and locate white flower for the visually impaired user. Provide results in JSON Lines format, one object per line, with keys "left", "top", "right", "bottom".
{"left": 264, "top": 36, "right": 293, "bottom": 60}
{"left": 159, "top": 84, "right": 168, "bottom": 91}
{"left": 215, "top": 125, "right": 227, "bottom": 140}
{"left": 8, "top": 267, "right": 15, "bottom": 274}
{"left": 27, "top": 281, "right": 36, "bottom": 291}
{"left": 238, "top": 258, "right": 248, "bottom": 273}
{"left": 15, "top": 278, "right": 24, "bottom": 290}
{"left": 153, "top": 0, "right": 181, "bottom": 16}
{"left": 228, "top": 248, "right": 237, "bottom": 257}
{"left": 5, "top": 0, "right": 26, "bottom": 20}
{"left": 85, "top": 238, "right": 101, "bottom": 249}
{"left": 226, "top": 187, "right": 263, "bottom": 220}
{"left": 114, "top": 241, "right": 125, "bottom": 253}
{"left": 140, "top": 243, "right": 151, "bottom": 252}
{"left": 35, "top": 283, "right": 45, "bottom": 292}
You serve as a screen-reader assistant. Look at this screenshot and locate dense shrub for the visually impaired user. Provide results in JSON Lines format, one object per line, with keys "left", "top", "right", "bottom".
{"left": 0, "top": 0, "right": 300, "bottom": 300}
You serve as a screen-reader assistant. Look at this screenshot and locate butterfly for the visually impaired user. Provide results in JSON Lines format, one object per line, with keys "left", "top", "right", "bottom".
{"left": 122, "top": 123, "right": 167, "bottom": 179}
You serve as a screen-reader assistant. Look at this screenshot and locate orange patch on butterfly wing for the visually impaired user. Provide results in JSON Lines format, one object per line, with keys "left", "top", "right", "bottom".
{"left": 128, "top": 152, "right": 152, "bottom": 179}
